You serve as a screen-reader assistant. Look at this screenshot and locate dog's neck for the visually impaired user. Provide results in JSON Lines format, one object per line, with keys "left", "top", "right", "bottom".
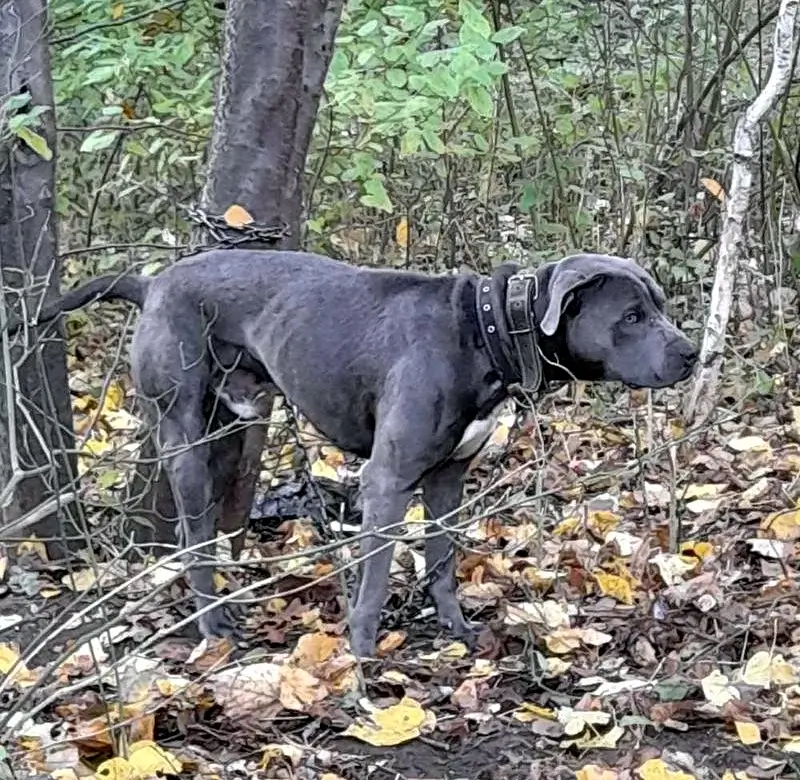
{"left": 475, "top": 263, "right": 581, "bottom": 393}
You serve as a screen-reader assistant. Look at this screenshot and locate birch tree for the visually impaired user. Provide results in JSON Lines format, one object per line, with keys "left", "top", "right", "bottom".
{"left": 685, "top": 0, "right": 799, "bottom": 424}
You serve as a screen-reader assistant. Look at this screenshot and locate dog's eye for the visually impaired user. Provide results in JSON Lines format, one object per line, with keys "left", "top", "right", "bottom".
{"left": 624, "top": 311, "right": 641, "bottom": 324}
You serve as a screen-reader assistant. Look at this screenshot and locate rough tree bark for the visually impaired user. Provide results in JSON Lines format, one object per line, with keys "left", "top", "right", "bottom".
{"left": 684, "top": 0, "right": 799, "bottom": 425}
{"left": 0, "top": 0, "right": 77, "bottom": 554}
{"left": 129, "top": 0, "right": 344, "bottom": 548}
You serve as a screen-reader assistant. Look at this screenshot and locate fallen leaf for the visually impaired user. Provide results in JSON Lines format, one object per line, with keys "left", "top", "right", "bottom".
{"left": 223, "top": 204, "right": 254, "bottom": 228}
{"left": 683, "top": 483, "right": 728, "bottom": 500}
{"left": 636, "top": 758, "right": 696, "bottom": 780}
{"left": 735, "top": 720, "right": 761, "bottom": 745}
{"left": 747, "top": 538, "right": 792, "bottom": 559}
{"left": 127, "top": 740, "right": 182, "bottom": 776}
{"left": 594, "top": 571, "right": 634, "bottom": 605}
{"left": 557, "top": 706, "right": 611, "bottom": 736}
{"left": 701, "top": 669, "right": 739, "bottom": 708}
{"left": 0, "top": 643, "right": 38, "bottom": 687}
{"left": 512, "top": 703, "right": 557, "bottom": 723}
{"left": 562, "top": 724, "right": 623, "bottom": 749}
{"left": 741, "top": 650, "right": 799, "bottom": 687}
{"left": 377, "top": 631, "right": 406, "bottom": 656}
{"left": 186, "top": 636, "right": 233, "bottom": 671}
{"left": 111, "top": 3, "right": 124, "bottom": 20}
{"left": 395, "top": 217, "right": 409, "bottom": 248}
{"left": 700, "top": 176, "right": 726, "bottom": 202}
{"left": 761, "top": 508, "right": 800, "bottom": 541}
{"left": 310, "top": 458, "right": 339, "bottom": 481}
{"left": 344, "top": 697, "right": 433, "bottom": 746}
{"left": 728, "top": 435, "right": 770, "bottom": 453}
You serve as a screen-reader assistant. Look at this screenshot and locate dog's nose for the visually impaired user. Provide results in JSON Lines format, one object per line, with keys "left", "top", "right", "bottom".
{"left": 681, "top": 343, "right": 699, "bottom": 366}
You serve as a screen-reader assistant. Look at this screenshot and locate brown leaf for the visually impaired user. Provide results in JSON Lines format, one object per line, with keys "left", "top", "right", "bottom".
{"left": 223, "top": 204, "right": 255, "bottom": 228}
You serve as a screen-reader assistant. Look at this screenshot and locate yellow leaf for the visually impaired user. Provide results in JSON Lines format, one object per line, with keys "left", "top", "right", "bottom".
{"left": 734, "top": 720, "right": 760, "bottom": 745}
{"left": 635, "top": 758, "right": 695, "bottom": 779}
{"left": 344, "top": 697, "right": 433, "bottom": 746}
{"left": 785, "top": 737, "right": 800, "bottom": 753}
{"left": 61, "top": 567, "right": 99, "bottom": 592}
{"left": 562, "top": 725, "right": 624, "bottom": 750}
{"left": 700, "top": 176, "right": 726, "bottom": 202}
{"left": 587, "top": 510, "right": 619, "bottom": 536}
{"left": 82, "top": 434, "right": 111, "bottom": 457}
{"left": 512, "top": 702, "right": 556, "bottom": 722}
{"left": 0, "top": 644, "right": 38, "bottom": 687}
{"left": 545, "top": 628, "right": 582, "bottom": 654}
{"left": 395, "top": 218, "right": 409, "bottom": 248}
{"left": 741, "top": 650, "right": 799, "bottom": 687}
{"left": 101, "top": 381, "right": 125, "bottom": 414}
{"left": 576, "top": 765, "right": 619, "bottom": 780}
{"left": 16, "top": 537, "right": 48, "bottom": 561}
{"left": 128, "top": 740, "right": 183, "bottom": 776}
{"left": 679, "top": 540, "right": 715, "bottom": 561}
{"left": 404, "top": 503, "right": 425, "bottom": 523}
{"left": 94, "top": 756, "right": 135, "bottom": 780}
{"left": 554, "top": 517, "right": 579, "bottom": 537}
{"left": 594, "top": 571, "right": 634, "bottom": 605}
{"left": 310, "top": 458, "right": 339, "bottom": 481}
{"left": 321, "top": 446, "right": 346, "bottom": 468}
{"left": 111, "top": 3, "right": 124, "bottom": 20}
{"left": 223, "top": 204, "right": 254, "bottom": 228}
{"left": 761, "top": 508, "right": 800, "bottom": 541}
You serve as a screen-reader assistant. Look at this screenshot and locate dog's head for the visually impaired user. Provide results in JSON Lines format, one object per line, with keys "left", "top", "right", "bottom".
{"left": 534, "top": 253, "right": 697, "bottom": 388}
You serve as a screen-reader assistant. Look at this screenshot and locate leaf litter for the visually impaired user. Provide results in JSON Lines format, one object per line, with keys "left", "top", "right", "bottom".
{"left": 6, "top": 327, "right": 800, "bottom": 777}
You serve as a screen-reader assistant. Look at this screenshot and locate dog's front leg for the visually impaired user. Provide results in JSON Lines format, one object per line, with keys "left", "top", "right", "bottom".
{"left": 420, "top": 459, "right": 481, "bottom": 645}
{"left": 349, "top": 460, "right": 413, "bottom": 658}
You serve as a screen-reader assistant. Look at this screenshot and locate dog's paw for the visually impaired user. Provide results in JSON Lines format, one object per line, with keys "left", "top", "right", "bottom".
{"left": 441, "top": 616, "right": 484, "bottom": 650}
{"left": 198, "top": 605, "right": 237, "bottom": 640}
{"left": 348, "top": 609, "right": 380, "bottom": 659}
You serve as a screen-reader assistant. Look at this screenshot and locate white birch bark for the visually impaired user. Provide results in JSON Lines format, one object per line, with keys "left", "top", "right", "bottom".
{"left": 684, "top": 0, "right": 799, "bottom": 424}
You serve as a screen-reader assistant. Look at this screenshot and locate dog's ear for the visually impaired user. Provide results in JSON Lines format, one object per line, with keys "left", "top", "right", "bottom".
{"left": 540, "top": 266, "right": 604, "bottom": 336}
{"left": 539, "top": 254, "right": 665, "bottom": 336}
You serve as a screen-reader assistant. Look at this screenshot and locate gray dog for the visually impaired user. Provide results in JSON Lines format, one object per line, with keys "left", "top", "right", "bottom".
{"left": 31, "top": 250, "right": 696, "bottom": 657}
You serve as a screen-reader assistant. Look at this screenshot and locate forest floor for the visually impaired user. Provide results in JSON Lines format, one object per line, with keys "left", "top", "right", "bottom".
{"left": 3, "top": 320, "right": 800, "bottom": 780}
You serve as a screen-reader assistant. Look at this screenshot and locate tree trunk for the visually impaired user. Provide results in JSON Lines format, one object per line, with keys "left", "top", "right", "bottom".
{"left": 0, "top": 0, "right": 77, "bottom": 556}
{"left": 131, "top": 0, "right": 344, "bottom": 549}
{"left": 196, "top": 0, "right": 344, "bottom": 248}
{"left": 684, "top": 0, "right": 799, "bottom": 425}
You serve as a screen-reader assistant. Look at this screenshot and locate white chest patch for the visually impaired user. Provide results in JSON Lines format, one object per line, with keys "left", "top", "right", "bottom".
{"left": 451, "top": 401, "right": 508, "bottom": 461}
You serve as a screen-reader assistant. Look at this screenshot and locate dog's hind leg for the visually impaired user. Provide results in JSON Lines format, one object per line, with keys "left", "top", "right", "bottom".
{"left": 420, "top": 459, "right": 480, "bottom": 645}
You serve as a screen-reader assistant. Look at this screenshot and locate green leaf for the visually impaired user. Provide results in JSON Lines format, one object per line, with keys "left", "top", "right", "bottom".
{"left": 14, "top": 126, "right": 52, "bottom": 160}
{"left": 421, "top": 128, "right": 445, "bottom": 154}
{"left": 386, "top": 69, "right": 407, "bottom": 88}
{"left": 5, "top": 93, "right": 31, "bottom": 112}
{"left": 458, "top": 0, "right": 491, "bottom": 39}
{"left": 356, "top": 19, "right": 380, "bottom": 36}
{"left": 383, "top": 4, "right": 425, "bottom": 31}
{"left": 356, "top": 48, "right": 375, "bottom": 66}
{"left": 491, "top": 25, "right": 525, "bottom": 45}
{"left": 519, "top": 183, "right": 536, "bottom": 211}
{"left": 79, "top": 129, "right": 119, "bottom": 153}
{"left": 465, "top": 85, "right": 494, "bottom": 118}
{"left": 102, "top": 105, "right": 124, "bottom": 117}
{"left": 400, "top": 128, "right": 422, "bottom": 155}
{"left": 360, "top": 177, "right": 393, "bottom": 213}
{"left": 84, "top": 64, "right": 116, "bottom": 85}
{"left": 427, "top": 67, "right": 459, "bottom": 98}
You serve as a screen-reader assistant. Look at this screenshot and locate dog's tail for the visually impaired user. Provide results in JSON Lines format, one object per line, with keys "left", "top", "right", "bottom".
{"left": 30, "top": 274, "right": 151, "bottom": 326}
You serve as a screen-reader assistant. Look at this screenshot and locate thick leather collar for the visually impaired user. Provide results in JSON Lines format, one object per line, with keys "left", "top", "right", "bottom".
{"left": 475, "top": 269, "right": 545, "bottom": 394}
